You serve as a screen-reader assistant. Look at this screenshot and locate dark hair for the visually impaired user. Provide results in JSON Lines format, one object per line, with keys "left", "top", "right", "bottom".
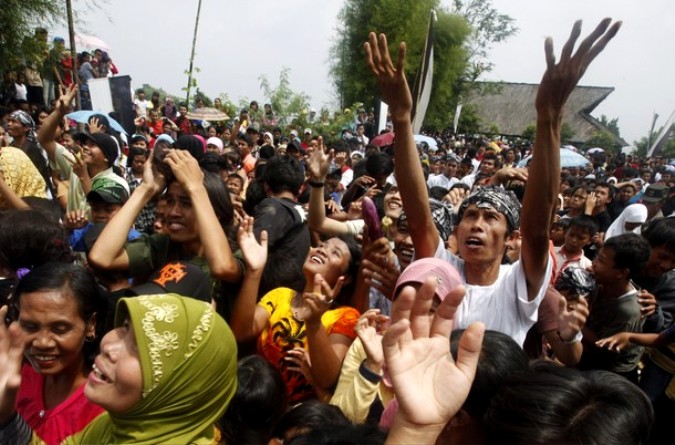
{"left": 271, "top": 401, "right": 350, "bottom": 444}
{"left": 218, "top": 355, "right": 287, "bottom": 445}
{"left": 365, "top": 153, "right": 394, "bottom": 178}
{"left": 227, "top": 173, "right": 244, "bottom": 187}
{"left": 13, "top": 262, "right": 107, "bottom": 367}
{"left": 450, "top": 329, "right": 529, "bottom": 419}
{"left": 287, "top": 424, "right": 386, "bottom": 445}
{"left": 568, "top": 215, "right": 599, "bottom": 237}
{"left": 243, "top": 179, "right": 267, "bottom": 216}
{"left": 332, "top": 234, "right": 362, "bottom": 308}
{"left": 0, "top": 209, "right": 73, "bottom": 271}
{"left": 594, "top": 181, "right": 614, "bottom": 201}
{"left": 484, "top": 363, "right": 653, "bottom": 445}
{"left": 261, "top": 155, "right": 305, "bottom": 195}
{"left": 603, "top": 233, "right": 650, "bottom": 278}
{"left": 551, "top": 218, "right": 571, "bottom": 230}
{"left": 201, "top": 172, "right": 234, "bottom": 230}
{"left": 429, "top": 186, "right": 449, "bottom": 201}
{"left": 126, "top": 146, "right": 148, "bottom": 168}
{"left": 198, "top": 152, "right": 231, "bottom": 174}
{"left": 641, "top": 217, "right": 675, "bottom": 250}
{"left": 237, "top": 134, "right": 254, "bottom": 148}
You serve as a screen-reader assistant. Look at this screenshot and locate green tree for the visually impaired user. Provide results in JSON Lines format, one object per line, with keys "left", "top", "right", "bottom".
{"left": 258, "top": 67, "right": 311, "bottom": 129}
{"left": 634, "top": 124, "right": 675, "bottom": 158}
{"left": 449, "top": 0, "right": 518, "bottom": 84}
{"left": 331, "top": 0, "right": 515, "bottom": 132}
{"left": 331, "top": 0, "right": 471, "bottom": 131}
{"left": 0, "top": 0, "right": 62, "bottom": 75}
{"left": 597, "top": 114, "right": 621, "bottom": 138}
{"left": 585, "top": 130, "right": 620, "bottom": 153}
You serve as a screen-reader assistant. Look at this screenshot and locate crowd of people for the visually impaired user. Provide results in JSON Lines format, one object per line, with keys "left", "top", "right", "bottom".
{"left": 0, "top": 18, "right": 674, "bottom": 445}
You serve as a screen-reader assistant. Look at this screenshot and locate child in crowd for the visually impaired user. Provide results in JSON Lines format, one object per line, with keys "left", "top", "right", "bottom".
{"left": 549, "top": 218, "right": 570, "bottom": 247}
{"left": 554, "top": 215, "right": 597, "bottom": 275}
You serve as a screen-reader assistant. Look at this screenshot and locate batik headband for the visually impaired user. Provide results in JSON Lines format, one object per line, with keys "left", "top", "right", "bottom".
{"left": 458, "top": 185, "right": 521, "bottom": 231}
{"left": 9, "top": 110, "right": 35, "bottom": 131}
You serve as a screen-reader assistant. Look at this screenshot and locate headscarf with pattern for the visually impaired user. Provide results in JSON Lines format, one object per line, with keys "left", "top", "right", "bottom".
{"left": 9, "top": 110, "right": 36, "bottom": 142}
{"left": 73, "top": 294, "right": 238, "bottom": 445}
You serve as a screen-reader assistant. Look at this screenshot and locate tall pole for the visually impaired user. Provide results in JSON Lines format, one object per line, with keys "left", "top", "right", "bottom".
{"left": 185, "top": 0, "right": 203, "bottom": 108}
{"left": 647, "top": 111, "right": 659, "bottom": 152}
{"left": 65, "top": 0, "right": 81, "bottom": 110}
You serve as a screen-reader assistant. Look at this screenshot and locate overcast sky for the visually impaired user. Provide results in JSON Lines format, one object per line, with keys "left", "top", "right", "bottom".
{"left": 53, "top": 0, "right": 674, "bottom": 144}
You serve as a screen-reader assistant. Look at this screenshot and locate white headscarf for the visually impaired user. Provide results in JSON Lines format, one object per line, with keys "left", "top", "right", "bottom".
{"left": 605, "top": 204, "right": 648, "bottom": 241}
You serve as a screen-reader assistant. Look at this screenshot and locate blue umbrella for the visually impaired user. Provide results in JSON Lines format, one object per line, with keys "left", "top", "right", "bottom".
{"left": 518, "top": 148, "right": 592, "bottom": 168}
{"left": 66, "top": 110, "right": 127, "bottom": 135}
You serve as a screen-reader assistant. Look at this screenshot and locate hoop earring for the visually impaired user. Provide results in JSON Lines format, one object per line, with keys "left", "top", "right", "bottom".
{"left": 85, "top": 333, "right": 96, "bottom": 343}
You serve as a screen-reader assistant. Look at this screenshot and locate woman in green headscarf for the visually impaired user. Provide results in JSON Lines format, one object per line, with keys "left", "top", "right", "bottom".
{"left": 0, "top": 294, "right": 238, "bottom": 445}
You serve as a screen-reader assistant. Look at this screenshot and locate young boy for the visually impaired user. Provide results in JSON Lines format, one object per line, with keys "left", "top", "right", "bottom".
{"left": 555, "top": 215, "right": 597, "bottom": 275}
{"left": 550, "top": 218, "right": 571, "bottom": 248}
{"left": 65, "top": 178, "right": 141, "bottom": 251}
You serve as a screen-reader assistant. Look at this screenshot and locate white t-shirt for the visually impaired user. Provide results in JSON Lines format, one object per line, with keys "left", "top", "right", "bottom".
{"left": 433, "top": 239, "right": 552, "bottom": 346}
{"left": 427, "top": 174, "right": 459, "bottom": 191}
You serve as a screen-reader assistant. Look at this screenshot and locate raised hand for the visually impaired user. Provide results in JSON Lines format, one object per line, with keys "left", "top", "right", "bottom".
{"left": 557, "top": 293, "right": 589, "bottom": 342}
{"left": 164, "top": 149, "right": 203, "bottom": 191}
{"left": 55, "top": 84, "right": 78, "bottom": 115}
{"left": 306, "top": 136, "right": 333, "bottom": 181}
{"left": 383, "top": 278, "right": 484, "bottom": 427}
{"left": 237, "top": 216, "right": 268, "bottom": 273}
{"left": 0, "top": 306, "right": 25, "bottom": 425}
{"left": 356, "top": 309, "right": 390, "bottom": 373}
{"left": 63, "top": 209, "right": 89, "bottom": 230}
{"left": 141, "top": 151, "right": 166, "bottom": 195}
{"left": 87, "top": 117, "right": 104, "bottom": 134}
{"left": 364, "top": 32, "right": 413, "bottom": 119}
{"left": 303, "top": 273, "right": 344, "bottom": 327}
{"left": 535, "top": 19, "right": 621, "bottom": 120}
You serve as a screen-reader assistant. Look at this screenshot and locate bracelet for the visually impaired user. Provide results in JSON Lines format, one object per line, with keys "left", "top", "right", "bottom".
{"left": 557, "top": 330, "right": 582, "bottom": 344}
{"left": 308, "top": 180, "right": 325, "bottom": 188}
{"left": 359, "top": 360, "right": 383, "bottom": 384}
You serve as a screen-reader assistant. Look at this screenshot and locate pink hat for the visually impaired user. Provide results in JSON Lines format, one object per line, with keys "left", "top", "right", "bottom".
{"left": 392, "top": 258, "right": 462, "bottom": 302}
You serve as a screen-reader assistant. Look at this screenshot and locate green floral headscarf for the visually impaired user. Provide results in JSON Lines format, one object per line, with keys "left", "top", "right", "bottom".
{"left": 73, "top": 294, "right": 238, "bottom": 445}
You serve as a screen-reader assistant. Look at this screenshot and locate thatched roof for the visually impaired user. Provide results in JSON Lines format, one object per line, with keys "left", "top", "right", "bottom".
{"left": 468, "top": 82, "right": 627, "bottom": 146}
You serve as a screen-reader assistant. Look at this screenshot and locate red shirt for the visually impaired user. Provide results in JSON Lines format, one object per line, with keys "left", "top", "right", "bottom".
{"left": 16, "top": 364, "right": 105, "bottom": 445}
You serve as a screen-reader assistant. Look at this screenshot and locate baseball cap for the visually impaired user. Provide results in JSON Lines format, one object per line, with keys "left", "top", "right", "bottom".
{"left": 125, "top": 261, "right": 212, "bottom": 303}
{"left": 290, "top": 129, "right": 299, "bottom": 138}
{"left": 80, "top": 132, "right": 118, "bottom": 167}
{"left": 642, "top": 184, "right": 668, "bottom": 204}
{"left": 87, "top": 177, "right": 129, "bottom": 204}
{"left": 392, "top": 258, "right": 462, "bottom": 302}
{"left": 304, "top": 128, "right": 312, "bottom": 135}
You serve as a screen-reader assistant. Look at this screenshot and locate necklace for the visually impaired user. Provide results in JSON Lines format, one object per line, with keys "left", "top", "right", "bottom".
{"left": 290, "top": 292, "right": 307, "bottom": 322}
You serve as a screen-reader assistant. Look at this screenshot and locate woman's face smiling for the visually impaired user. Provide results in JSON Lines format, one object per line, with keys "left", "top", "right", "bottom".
{"left": 303, "top": 238, "right": 351, "bottom": 286}
{"left": 19, "top": 290, "right": 95, "bottom": 377}
{"left": 85, "top": 319, "right": 143, "bottom": 413}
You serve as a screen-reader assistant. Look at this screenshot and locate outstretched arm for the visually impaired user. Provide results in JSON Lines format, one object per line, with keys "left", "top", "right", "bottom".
{"left": 365, "top": 33, "right": 438, "bottom": 259}
{"left": 520, "top": 19, "right": 621, "bottom": 300}
{"left": 37, "top": 84, "right": 78, "bottom": 161}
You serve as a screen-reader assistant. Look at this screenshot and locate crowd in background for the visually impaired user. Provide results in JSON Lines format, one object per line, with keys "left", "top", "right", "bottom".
{"left": 0, "top": 18, "right": 674, "bottom": 445}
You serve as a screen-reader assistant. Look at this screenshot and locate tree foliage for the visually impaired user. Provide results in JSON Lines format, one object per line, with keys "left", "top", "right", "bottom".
{"left": 258, "top": 67, "right": 311, "bottom": 128}
{"left": 597, "top": 114, "right": 621, "bottom": 138}
{"left": 331, "top": 0, "right": 516, "bottom": 132}
{"left": 0, "top": 0, "right": 63, "bottom": 75}
{"left": 634, "top": 124, "right": 675, "bottom": 158}
{"left": 331, "top": 0, "right": 470, "bottom": 131}
{"left": 449, "top": 0, "right": 518, "bottom": 83}
{"left": 585, "top": 130, "right": 620, "bottom": 153}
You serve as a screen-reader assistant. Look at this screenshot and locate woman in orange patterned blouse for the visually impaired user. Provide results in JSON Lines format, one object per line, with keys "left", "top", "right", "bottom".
{"left": 231, "top": 216, "right": 361, "bottom": 404}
